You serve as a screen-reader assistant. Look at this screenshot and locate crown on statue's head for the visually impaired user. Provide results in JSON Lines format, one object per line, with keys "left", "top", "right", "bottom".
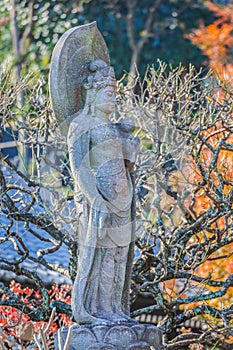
{"left": 83, "top": 59, "right": 116, "bottom": 90}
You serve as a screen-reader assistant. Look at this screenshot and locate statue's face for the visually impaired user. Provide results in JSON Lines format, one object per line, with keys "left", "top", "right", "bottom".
{"left": 95, "top": 86, "right": 116, "bottom": 115}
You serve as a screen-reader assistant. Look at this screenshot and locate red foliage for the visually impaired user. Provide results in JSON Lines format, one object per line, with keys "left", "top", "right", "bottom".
{"left": 0, "top": 281, "right": 71, "bottom": 347}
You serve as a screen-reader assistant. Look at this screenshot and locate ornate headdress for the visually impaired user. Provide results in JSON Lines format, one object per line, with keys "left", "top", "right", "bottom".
{"left": 83, "top": 59, "right": 116, "bottom": 90}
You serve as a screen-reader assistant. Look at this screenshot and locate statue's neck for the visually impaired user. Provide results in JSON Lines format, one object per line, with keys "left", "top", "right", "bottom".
{"left": 93, "top": 110, "right": 110, "bottom": 125}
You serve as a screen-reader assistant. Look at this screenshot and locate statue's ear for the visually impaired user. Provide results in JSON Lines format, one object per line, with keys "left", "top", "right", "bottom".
{"left": 83, "top": 81, "right": 92, "bottom": 90}
{"left": 83, "top": 74, "right": 94, "bottom": 90}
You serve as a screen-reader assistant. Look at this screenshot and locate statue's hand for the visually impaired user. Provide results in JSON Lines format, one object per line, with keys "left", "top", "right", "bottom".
{"left": 98, "top": 201, "right": 110, "bottom": 239}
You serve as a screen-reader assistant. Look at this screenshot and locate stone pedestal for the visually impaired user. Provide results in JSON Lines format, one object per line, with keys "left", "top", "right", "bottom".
{"left": 54, "top": 323, "right": 164, "bottom": 350}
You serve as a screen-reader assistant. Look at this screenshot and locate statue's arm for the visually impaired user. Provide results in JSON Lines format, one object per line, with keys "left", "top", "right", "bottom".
{"left": 68, "top": 125, "right": 109, "bottom": 238}
{"left": 67, "top": 121, "right": 101, "bottom": 205}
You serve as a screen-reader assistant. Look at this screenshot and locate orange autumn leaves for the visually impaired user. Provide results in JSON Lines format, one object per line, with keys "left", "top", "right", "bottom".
{"left": 187, "top": 125, "right": 233, "bottom": 308}
{"left": 168, "top": 1, "right": 233, "bottom": 311}
{"left": 161, "top": 113, "right": 233, "bottom": 314}
{"left": 162, "top": 123, "right": 233, "bottom": 312}
{"left": 187, "top": 1, "right": 233, "bottom": 85}
{"left": 190, "top": 123, "right": 233, "bottom": 215}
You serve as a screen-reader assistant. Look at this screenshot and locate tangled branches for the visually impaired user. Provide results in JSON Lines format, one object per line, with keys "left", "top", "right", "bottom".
{"left": 118, "top": 61, "right": 233, "bottom": 348}
{"left": 1, "top": 63, "right": 233, "bottom": 349}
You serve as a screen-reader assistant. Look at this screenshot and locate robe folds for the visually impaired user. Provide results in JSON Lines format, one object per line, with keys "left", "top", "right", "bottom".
{"left": 67, "top": 112, "right": 138, "bottom": 323}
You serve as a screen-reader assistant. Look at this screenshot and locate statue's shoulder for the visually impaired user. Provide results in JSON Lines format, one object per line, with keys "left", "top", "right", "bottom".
{"left": 68, "top": 113, "right": 91, "bottom": 142}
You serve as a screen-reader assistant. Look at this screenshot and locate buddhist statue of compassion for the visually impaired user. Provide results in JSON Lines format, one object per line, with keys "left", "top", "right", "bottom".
{"left": 49, "top": 22, "right": 140, "bottom": 325}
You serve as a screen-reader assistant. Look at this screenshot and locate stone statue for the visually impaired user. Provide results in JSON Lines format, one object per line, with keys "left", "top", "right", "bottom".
{"left": 67, "top": 58, "right": 139, "bottom": 325}
{"left": 50, "top": 22, "right": 163, "bottom": 350}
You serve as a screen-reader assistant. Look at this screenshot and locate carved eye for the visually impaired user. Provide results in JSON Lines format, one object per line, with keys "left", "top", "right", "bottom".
{"left": 107, "top": 92, "right": 113, "bottom": 97}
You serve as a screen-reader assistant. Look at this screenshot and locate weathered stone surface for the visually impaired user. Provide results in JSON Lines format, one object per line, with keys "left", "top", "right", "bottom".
{"left": 126, "top": 342, "right": 151, "bottom": 350}
{"left": 93, "top": 325, "right": 110, "bottom": 343}
{"left": 54, "top": 326, "right": 97, "bottom": 350}
{"left": 143, "top": 324, "right": 163, "bottom": 348}
{"left": 104, "top": 325, "right": 137, "bottom": 349}
{"left": 132, "top": 324, "right": 146, "bottom": 339}
{"left": 54, "top": 323, "right": 163, "bottom": 350}
{"left": 88, "top": 344, "right": 116, "bottom": 350}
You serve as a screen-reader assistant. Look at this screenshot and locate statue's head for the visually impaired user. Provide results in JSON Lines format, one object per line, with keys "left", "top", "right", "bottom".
{"left": 81, "top": 59, "right": 117, "bottom": 117}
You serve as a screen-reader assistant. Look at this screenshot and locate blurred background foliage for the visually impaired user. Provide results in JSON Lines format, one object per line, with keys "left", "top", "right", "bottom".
{"left": 1, "top": 1, "right": 233, "bottom": 348}
{"left": 1, "top": 0, "right": 231, "bottom": 79}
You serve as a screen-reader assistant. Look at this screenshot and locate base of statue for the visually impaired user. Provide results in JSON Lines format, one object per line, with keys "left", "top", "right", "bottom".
{"left": 54, "top": 322, "right": 163, "bottom": 350}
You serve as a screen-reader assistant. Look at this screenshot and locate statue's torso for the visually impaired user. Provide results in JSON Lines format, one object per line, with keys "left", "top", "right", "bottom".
{"left": 90, "top": 122, "right": 132, "bottom": 212}
{"left": 90, "top": 122, "right": 125, "bottom": 171}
